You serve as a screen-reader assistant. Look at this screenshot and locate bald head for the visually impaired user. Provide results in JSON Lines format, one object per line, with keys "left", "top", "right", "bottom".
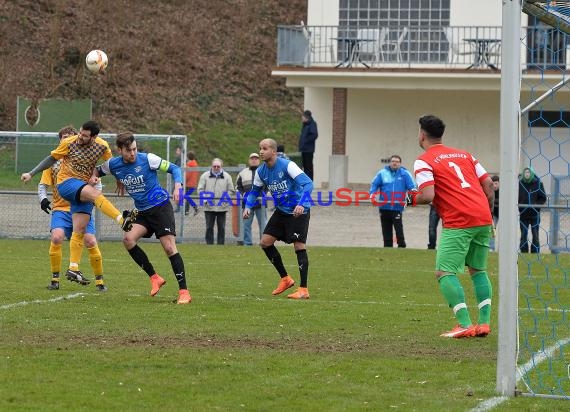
{"left": 260, "top": 138, "right": 277, "bottom": 151}
{"left": 258, "top": 138, "right": 278, "bottom": 166}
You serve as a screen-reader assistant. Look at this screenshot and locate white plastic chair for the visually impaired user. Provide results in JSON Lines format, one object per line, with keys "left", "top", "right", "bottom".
{"left": 443, "top": 26, "right": 474, "bottom": 66}
{"left": 355, "top": 27, "right": 388, "bottom": 64}
{"left": 383, "top": 27, "right": 408, "bottom": 62}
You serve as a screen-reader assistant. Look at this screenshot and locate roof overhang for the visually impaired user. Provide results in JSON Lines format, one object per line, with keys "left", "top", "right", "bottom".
{"left": 271, "top": 67, "right": 569, "bottom": 93}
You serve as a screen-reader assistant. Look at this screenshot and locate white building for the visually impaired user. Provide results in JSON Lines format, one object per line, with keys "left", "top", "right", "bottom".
{"left": 273, "top": 0, "right": 570, "bottom": 192}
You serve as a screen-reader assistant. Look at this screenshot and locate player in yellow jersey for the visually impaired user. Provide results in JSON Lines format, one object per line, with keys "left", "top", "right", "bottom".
{"left": 21, "top": 120, "right": 137, "bottom": 285}
{"left": 39, "top": 126, "right": 107, "bottom": 291}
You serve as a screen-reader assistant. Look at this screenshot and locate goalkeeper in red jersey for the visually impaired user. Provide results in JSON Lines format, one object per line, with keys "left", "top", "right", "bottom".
{"left": 411, "top": 115, "right": 495, "bottom": 339}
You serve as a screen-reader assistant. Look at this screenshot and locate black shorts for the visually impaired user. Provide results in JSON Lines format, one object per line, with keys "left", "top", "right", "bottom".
{"left": 135, "top": 202, "right": 176, "bottom": 239}
{"left": 263, "top": 209, "right": 310, "bottom": 244}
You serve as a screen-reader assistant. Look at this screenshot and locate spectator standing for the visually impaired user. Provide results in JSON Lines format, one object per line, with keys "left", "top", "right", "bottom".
{"left": 518, "top": 167, "right": 546, "bottom": 253}
{"left": 243, "top": 138, "right": 313, "bottom": 299}
{"left": 198, "top": 158, "right": 235, "bottom": 245}
{"left": 236, "top": 153, "right": 267, "bottom": 246}
{"left": 411, "top": 115, "right": 494, "bottom": 339}
{"left": 184, "top": 150, "right": 200, "bottom": 216}
{"left": 298, "top": 110, "right": 318, "bottom": 180}
{"left": 369, "top": 155, "right": 416, "bottom": 248}
{"left": 489, "top": 175, "right": 500, "bottom": 251}
{"left": 427, "top": 205, "right": 441, "bottom": 250}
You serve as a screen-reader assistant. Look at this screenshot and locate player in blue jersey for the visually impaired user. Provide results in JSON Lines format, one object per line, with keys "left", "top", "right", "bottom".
{"left": 243, "top": 138, "right": 314, "bottom": 299}
{"left": 96, "top": 132, "right": 192, "bottom": 304}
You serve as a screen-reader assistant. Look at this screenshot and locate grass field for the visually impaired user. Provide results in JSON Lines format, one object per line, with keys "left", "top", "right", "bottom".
{"left": 0, "top": 239, "right": 565, "bottom": 411}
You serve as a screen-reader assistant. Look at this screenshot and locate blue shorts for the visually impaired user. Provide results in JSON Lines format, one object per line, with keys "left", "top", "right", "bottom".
{"left": 57, "top": 178, "right": 94, "bottom": 215}
{"left": 51, "top": 210, "right": 96, "bottom": 239}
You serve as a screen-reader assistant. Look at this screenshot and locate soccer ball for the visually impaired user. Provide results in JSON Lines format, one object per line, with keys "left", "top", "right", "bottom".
{"left": 85, "top": 50, "right": 108, "bottom": 73}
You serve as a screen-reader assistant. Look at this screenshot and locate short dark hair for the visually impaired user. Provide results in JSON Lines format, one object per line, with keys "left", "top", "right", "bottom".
{"left": 187, "top": 150, "right": 196, "bottom": 161}
{"left": 277, "top": 144, "right": 285, "bottom": 152}
{"left": 419, "top": 115, "right": 445, "bottom": 139}
{"left": 390, "top": 154, "right": 402, "bottom": 162}
{"left": 81, "top": 120, "right": 100, "bottom": 137}
{"left": 116, "top": 132, "right": 135, "bottom": 149}
{"left": 491, "top": 175, "right": 500, "bottom": 182}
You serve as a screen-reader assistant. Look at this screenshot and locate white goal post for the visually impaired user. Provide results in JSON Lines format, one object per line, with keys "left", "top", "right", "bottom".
{"left": 497, "top": 0, "right": 522, "bottom": 397}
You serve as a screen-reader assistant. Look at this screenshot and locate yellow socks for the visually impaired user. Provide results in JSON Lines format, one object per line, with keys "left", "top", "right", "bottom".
{"left": 94, "top": 194, "right": 123, "bottom": 224}
{"left": 87, "top": 245, "right": 103, "bottom": 276}
{"left": 69, "top": 232, "right": 84, "bottom": 270}
{"left": 49, "top": 242, "right": 62, "bottom": 274}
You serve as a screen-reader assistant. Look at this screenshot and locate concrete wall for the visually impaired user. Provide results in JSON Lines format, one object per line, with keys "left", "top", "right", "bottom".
{"left": 307, "top": 0, "right": 338, "bottom": 26}
{"left": 450, "top": 0, "right": 502, "bottom": 26}
{"left": 309, "top": 0, "right": 505, "bottom": 27}
{"left": 307, "top": 87, "right": 501, "bottom": 188}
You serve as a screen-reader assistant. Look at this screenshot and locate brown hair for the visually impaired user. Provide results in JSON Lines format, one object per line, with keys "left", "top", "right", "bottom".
{"left": 58, "top": 125, "right": 77, "bottom": 140}
{"left": 390, "top": 155, "right": 402, "bottom": 162}
{"left": 116, "top": 132, "right": 135, "bottom": 149}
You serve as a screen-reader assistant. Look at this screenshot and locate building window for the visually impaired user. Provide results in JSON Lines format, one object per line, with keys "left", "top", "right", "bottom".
{"left": 339, "top": 0, "right": 451, "bottom": 62}
{"left": 528, "top": 111, "right": 570, "bottom": 128}
{"left": 526, "top": 16, "right": 568, "bottom": 71}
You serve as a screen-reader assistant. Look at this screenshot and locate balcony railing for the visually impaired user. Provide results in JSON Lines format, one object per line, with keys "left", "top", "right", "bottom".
{"left": 277, "top": 25, "right": 570, "bottom": 71}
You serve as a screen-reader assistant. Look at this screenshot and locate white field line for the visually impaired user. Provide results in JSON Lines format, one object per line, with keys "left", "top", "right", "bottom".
{"left": 470, "top": 337, "right": 570, "bottom": 412}
{"left": 0, "top": 292, "right": 85, "bottom": 310}
{"left": 3, "top": 290, "right": 569, "bottom": 410}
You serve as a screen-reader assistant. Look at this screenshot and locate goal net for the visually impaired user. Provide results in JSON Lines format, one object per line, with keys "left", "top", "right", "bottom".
{"left": 499, "top": 1, "right": 570, "bottom": 399}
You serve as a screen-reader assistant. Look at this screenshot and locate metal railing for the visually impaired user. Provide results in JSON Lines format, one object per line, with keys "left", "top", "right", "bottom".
{"left": 277, "top": 25, "right": 570, "bottom": 71}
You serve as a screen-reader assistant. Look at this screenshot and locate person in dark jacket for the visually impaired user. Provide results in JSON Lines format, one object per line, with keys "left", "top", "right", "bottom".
{"left": 298, "top": 110, "right": 318, "bottom": 180}
{"left": 519, "top": 167, "right": 546, "bottom": 253}
{"left": 427, "top": 205, "right": 440, "bottom": 250}
{"left": 489, "top": 175, "right": 499, "bottom": 251}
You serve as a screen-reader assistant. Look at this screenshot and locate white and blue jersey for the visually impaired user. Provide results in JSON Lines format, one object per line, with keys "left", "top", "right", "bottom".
{"left": 246, "top": 157, "right": 313, "bottom": 215}
{"left": 99, "top": 152, "right": 182, "bottom": 211}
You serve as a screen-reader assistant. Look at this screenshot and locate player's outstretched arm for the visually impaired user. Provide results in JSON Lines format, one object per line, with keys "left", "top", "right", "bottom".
{"left": 21, "top": 155, "right": 57, "bottom": 182}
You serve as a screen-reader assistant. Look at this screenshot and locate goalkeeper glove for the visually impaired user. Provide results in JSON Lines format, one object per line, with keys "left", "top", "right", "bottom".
{"left": 40, "top": 198, "right": 52, "bottom": 214}
{"left": 405, "top": 189, "right": 419, "bottom": 207}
